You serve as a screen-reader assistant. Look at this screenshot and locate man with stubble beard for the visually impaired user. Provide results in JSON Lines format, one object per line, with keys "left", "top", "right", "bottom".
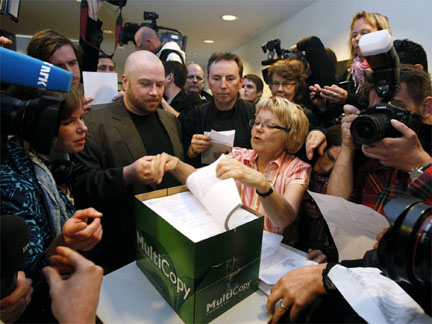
{"left": 181, "top": 52, "right": 255, "bottom": 167}
{"left": 72, "top": 50, "right": 184, "bottom": 273}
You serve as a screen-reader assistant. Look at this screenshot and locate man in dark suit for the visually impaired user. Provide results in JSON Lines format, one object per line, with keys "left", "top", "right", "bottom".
{"left": 72, "top": 50, "right": 184, "bottom": 273}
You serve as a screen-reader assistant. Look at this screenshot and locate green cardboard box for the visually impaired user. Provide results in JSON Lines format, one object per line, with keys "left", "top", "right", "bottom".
{"left": 135, "top": 185, "right": 264, "bottom": 323}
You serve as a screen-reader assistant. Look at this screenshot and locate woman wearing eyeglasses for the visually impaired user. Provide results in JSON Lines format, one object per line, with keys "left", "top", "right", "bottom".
{"left": 215, "top": 96, "right": 310, "bottom": 233}
{"left": 159, "top": 96, "right": 310, "bottom": 234}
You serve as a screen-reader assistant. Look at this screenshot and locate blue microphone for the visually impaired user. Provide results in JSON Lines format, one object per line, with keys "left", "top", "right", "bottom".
{"left": 0, "top": 47, "right": 73, "bottom": 93}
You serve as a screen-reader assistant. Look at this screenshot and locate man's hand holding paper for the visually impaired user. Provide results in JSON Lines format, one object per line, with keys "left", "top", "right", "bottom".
{"left": 188, "top": 134, "right": 212, "bottom": 158}
{"left": 201, "top": 130, "right": 235, "bottom": 164}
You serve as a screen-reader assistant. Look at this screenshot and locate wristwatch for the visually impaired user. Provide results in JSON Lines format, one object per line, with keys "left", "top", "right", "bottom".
{"left": 408, "top": 163, "right": 432, "bottom": 181}
{"left": 322, "top": 262, "right": 337, "bottom": 293}
{"left": 256, "top": 183, "right": 273, "bottom": 198}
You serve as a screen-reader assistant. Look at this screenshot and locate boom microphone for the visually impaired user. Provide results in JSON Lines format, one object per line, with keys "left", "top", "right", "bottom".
{"left": 0, "top": 47, "right": 73, "bottom": 93}
{"left": 0, "top": 215, "right": 30, "bottom": 299}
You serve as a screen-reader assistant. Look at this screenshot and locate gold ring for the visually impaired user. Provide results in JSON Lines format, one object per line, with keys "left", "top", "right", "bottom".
{"left": 225, "top": 166, "right": 230, "bottom": 172}
{"left": 280, "top": 302, "right": 288, "bottom": 310}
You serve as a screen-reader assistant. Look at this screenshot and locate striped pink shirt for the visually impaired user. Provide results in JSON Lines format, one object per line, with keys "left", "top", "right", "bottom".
{"left": 230, "top": 147, "right": 311, "bottom": 234}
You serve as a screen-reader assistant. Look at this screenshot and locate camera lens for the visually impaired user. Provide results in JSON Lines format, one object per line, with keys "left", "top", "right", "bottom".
{"left": 378, "top": 197, "right": 432, "bottom": 285}
{"left": 350, "top": 113, "right": 391, "bottom": 145}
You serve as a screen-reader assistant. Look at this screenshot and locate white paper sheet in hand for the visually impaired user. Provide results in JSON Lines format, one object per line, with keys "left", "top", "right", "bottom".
{"left": 83, "top": 72, "right": 118, "bottom": 105}
{"left": 329, "top": 265, "right": 431, "bottom": 324}
{"left": 201, "top": 130, "right": 235, "bottom": 164}
{"left": 308, "top": 191, "right": 390, "bottom": 261}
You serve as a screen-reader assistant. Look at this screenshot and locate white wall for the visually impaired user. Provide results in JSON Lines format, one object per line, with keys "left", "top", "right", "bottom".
{"left": 234, "top": 0, "right": 432, "bottom": 98}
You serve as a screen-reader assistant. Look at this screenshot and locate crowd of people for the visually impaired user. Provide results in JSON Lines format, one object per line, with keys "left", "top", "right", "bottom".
{"left": 0, "top": 6, "right": 431, "bottom": 324}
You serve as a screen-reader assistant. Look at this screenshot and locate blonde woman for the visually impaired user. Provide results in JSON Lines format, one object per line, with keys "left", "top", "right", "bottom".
{"left": 311, "top": 11, "right": 391, "bottom": 103}
{"left": 162, "top": 96, "right": 311, "bottom": 234}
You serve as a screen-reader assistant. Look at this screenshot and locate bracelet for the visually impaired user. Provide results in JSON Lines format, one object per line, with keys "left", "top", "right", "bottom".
{"left": 322, "top": 262, "right": 337, "bottom": 293}
{"left": 256, "top": 183, "right": 273, "bottom": 198}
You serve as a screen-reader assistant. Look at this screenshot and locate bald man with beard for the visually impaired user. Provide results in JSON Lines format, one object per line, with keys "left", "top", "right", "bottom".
{"left": 72, "top": 50, "right": 184, "bottom": 273}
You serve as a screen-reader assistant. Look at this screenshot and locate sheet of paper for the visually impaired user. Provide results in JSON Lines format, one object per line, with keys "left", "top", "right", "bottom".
{"left": 258, "top": 280, "right": 273, "bottom": 296}
{"left": 329, "top": 265, "right": 431, "bottom": 324}
{"left": 202, "top": 130, "right": 235, "bottom": 164}
{"left": 83, "top": 72, "right": 118, "bottom": 105}
{"left": 186, "top": 155, "right": 256, "bottom": 230}
{"left": 308, "top": 191, "right": 390, "bottom": 261}
{"left": 142, "top": 191, "right": 225, "bottom": 243}
{"left": 259, "top": 231, "right": 316, "bottom": 286}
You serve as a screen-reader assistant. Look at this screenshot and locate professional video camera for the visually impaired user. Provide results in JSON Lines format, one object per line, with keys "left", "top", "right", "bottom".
{"left": 378, "top": 196, "right": 431, "bottom": 286}
{"left": 261, "top": 38, "right": 305, "bottom": 66}
{"left": 260, "top": 38, "right": 308, "bottom": 84}
{"left": 0, "top": 48, "right": 72, "bottom": 155}
{"left": 350, "top": 30, "right": 423, "bottom": 145}
{"left": 118, "top": 11, "right": 187, "bottom": 51}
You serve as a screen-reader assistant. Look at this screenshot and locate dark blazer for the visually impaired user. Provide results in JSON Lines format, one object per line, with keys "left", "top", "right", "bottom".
{"left": 72, "top": 99, "right": 184, "bottom": 272}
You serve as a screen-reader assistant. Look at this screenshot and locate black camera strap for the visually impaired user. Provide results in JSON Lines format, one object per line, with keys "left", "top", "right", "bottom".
{"left": 80, "top": 0, "right": 123, "bottom": 59}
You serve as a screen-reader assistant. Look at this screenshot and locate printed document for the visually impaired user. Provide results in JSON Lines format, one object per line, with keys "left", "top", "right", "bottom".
{"left": 329, "top": 265, "right": 431, "bottom": 324}
{"left": 83, "top": 71, "right": 118, "bottom": 105}
{"left": 308, "top": 191, "right": 390, "bottom": 261}
{"left": 258, "top": 231, "right": 316, "bottom": 295}
{"left": 202, "top": 130, "right": 235, "bottom": 164}
{"left": 142, "top": 156, "right": 257, "bottom": 242}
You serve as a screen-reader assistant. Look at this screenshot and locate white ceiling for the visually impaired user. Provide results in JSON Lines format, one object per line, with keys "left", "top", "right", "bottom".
{"left": 1, "top": 0, "right": 316, "bottom": 73}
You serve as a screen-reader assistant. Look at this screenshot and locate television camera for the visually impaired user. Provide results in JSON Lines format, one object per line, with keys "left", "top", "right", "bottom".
{"left": 118, "top": 11, "right": 187, "bottom": 51}
{"left": 260, "top": 38, "right": 308, "bottom": 84}
{"left": 0, "top": 48, "right": 71, "bottom": 155}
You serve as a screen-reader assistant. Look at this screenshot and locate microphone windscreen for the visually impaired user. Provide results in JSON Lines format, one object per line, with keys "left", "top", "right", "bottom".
{"left": 0, "top": 215, "right": 30, "bottom": 298}
{"left": 0, "top": 47, "right": 73, "bottom": 93}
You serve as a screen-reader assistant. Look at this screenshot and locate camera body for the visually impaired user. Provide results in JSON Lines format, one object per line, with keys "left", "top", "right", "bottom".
{"left": 350, "top": 30, "right": 422, "bottom": 145}
{"left": 350, "top": 102, "right": 422, "bottom": 145}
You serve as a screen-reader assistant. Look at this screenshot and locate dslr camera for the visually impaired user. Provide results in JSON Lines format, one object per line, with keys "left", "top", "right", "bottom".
{"left": 350, "top": 30, "right": 422, "bottom": 145}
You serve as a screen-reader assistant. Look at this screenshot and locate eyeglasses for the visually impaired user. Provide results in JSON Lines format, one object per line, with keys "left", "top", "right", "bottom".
{"left": 271, "top": 81, "right": 296, "bottom": 89}
{"left": 249, "top": 119, "right": 290, "bottom": 132}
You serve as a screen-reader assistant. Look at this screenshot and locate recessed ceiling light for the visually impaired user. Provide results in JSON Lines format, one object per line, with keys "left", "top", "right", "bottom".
{"left": 221, "top": 15, "right": 238, "bottom": 21}
{"left": 203, "top": 39, "right": 214, "bottom": 44}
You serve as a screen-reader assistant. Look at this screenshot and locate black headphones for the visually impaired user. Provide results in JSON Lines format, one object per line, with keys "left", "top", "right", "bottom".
{"left": 46, "top": 160, "right": 75, "bottom": 186}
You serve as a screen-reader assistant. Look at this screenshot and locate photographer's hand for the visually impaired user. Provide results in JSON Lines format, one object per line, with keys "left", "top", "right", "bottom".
{"left": 327, "top": 105, "right": 358, "bottom": 199}
{"left": 340, "top": 105, "right": 359, "bottom": 150}
{"left": 305, "top": 130, "right": 327, "bottom": 160}
{"left": 321, "top": 85, "right": 348, "bottom": 104}
{"left": 362, "top": 119, "right": 432, "bottom": 171}
{"left": 309, "top": 84, "right": 326, "bottom": 110}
